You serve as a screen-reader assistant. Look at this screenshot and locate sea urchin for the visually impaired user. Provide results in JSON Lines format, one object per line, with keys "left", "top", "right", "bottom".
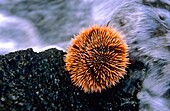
{"left": 65, "top": 25, "right": 128, "bottom": 93}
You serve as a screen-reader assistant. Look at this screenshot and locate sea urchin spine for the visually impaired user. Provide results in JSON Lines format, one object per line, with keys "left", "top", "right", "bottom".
{"left": 65, "top": 25, "right": 128, "bottom": 93}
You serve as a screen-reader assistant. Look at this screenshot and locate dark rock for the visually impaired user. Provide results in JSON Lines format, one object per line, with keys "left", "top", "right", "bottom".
{"left": 0, "top": 48, "right": 140, "bottom": 111}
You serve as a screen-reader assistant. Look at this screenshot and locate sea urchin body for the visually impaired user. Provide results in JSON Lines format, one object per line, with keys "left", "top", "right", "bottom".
{"left": 65, "top": 25, "right": 128, "bottom": 93}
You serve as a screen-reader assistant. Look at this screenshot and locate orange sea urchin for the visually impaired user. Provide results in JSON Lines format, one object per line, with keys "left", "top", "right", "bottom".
{"left": 65, "top": 25, "right": 128, "bottom": 93}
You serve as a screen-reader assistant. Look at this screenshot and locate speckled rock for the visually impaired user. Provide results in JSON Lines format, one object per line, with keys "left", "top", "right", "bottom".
{"left": 0, "top": 48, "right": 141, "bottom": 111}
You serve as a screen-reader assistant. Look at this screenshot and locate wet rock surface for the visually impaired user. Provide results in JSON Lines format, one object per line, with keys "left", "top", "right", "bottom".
{"left": 109, "top": 0, "right": 170, "bottom": 111}
{"left": 0, "top": 48, "right": 141, "bottom": 111}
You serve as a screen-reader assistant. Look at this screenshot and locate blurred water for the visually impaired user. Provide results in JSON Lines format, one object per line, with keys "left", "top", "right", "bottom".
{"left": 0, "top": 13, "right": 40, "bottom": 54}
{"left": 0, "top": 0, "right": 109, "bottom": 54}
